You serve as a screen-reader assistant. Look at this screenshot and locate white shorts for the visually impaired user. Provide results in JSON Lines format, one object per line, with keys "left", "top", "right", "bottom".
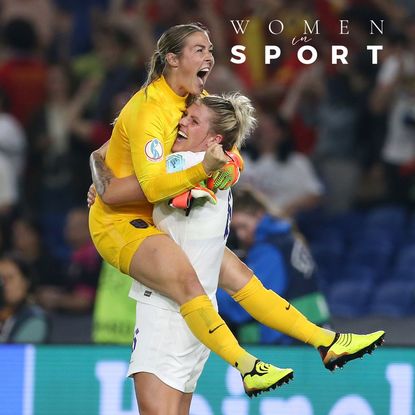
{"left": 127, "top": 301, "right": 210, "bottom": 393}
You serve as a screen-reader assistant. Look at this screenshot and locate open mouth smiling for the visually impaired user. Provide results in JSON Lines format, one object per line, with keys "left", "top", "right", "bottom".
{"left": 177, "top": 130, "right": 188, "bottom": 141}
{"left": 196, "top": 68, "right": 210, "bottom": 84}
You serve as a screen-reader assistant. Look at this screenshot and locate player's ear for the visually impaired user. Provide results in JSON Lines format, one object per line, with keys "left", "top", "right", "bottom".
{"left": 166, "top": 52, "right": 179, "bottom": 68}
{"left": 209, "top": 134, "right": 223, "bottom": 145}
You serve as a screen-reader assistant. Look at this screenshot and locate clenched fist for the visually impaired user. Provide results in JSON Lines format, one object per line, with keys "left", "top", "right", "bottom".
{"left": 202, "top": 143, "right": 228, "bottom": 176}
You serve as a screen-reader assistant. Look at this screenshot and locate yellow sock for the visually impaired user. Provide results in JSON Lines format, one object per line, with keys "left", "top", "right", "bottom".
{"left": 180, "top": 295, "right": 256, "bottom": 373}
{"left": 232, "top": 276, "right": 335, "bottom": 348}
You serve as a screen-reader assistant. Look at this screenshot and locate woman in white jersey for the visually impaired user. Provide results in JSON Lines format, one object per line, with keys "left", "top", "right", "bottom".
{"left": 128, "top": 93, "right": 245, "bottom": 415}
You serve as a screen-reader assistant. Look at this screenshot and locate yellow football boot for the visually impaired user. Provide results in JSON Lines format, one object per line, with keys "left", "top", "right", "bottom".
{"left": 319, "top": 331, "right": 385, "bottom": 371}
{"left": 242, "top": 360, "right": 294, "bottom": 398}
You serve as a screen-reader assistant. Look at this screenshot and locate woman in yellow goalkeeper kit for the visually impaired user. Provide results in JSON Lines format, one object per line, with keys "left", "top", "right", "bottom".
{"left": 89, "top": 23, "right": 384, "bottom": 405}
{"left": 89, "top": 22, "right": 294, "bottom": 399}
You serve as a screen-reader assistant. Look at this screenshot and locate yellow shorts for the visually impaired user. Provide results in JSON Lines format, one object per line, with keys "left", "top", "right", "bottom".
{"left": 89, "top": 215, "right": 164, "bottom": 275}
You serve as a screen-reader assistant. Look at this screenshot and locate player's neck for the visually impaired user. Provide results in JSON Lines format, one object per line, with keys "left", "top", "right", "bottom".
{"left": 164, "top": 73, "right": 187, "bottom": 97}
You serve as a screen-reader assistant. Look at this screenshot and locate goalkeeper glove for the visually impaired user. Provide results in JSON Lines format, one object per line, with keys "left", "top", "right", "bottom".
{"left": 169, "top": 190, "right": 192, "bottom": 209}
{"left": 169, "top": 183, "right": 217, "bottom": 210}
{"left": 190, "top": 185, "right": 217, "bottom": 205}
{"left": 207, "top": 151, "right": 243, "bottom": 191}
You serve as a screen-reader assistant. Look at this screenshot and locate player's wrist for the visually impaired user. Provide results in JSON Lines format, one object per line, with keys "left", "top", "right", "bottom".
{"left": 201, "top": 160, "right": 215, "bottom": 177}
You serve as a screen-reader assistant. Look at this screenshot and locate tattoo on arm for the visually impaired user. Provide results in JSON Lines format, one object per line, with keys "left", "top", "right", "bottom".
{"left": 89, "top": 152, "right": 114, "bottom": 196}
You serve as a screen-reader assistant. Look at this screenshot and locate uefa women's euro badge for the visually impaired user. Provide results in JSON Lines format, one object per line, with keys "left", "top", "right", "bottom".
{"left": 145, "top": 138, "right": 164, "bottom": 162}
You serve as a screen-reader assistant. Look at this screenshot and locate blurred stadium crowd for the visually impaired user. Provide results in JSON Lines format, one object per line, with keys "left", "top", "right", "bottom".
{"left": 0, "top": 0, "right": 414, "bottom": 344}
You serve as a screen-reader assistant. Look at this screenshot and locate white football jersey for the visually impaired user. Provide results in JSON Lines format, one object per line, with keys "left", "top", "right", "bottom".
{"left": 129, "top": 151, "right": 232, "bottom": 311}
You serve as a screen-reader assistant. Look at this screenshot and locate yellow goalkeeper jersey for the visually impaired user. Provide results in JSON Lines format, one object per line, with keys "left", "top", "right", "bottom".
{"left": 90, "top": 75, "right": 208, "bottom": 225}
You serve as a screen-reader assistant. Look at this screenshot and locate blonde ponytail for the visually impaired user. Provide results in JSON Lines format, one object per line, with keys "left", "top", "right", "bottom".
{"left": 226, "top": 93, "right": 257, "bottom": 148}
{"left": 200, "top": 92, "right": 257, "bottom": 150}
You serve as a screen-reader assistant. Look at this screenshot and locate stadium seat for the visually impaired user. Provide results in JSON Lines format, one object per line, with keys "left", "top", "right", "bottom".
{"left": 347, "top": 237, "right": 394, "bottom": 273}
{"left": 308, "top": 226, "right": 344, "bottom": 247}
{"left": 361, "top": 205, "right": 406, "bottom": 243}
{"left": 370, "top": 281, "right": 415, "bottom": 317}
{"left": 340, "top": 264, "right": 378, "bottom": 283}
{"left": 403, "top": 213, "right": 415, "bottom": 244}
{"left": 390, "top": 268, "right": 415, "bottom": 283}
{"left": 394, "top": 244, "right": 415, "bottom": 273}
{"left": 316, "top": 262, "right": 378, "bottom": 292}
{"left": 327, "top": 210, "right": 366, "bottom": 243}
{"left": 356, "top": 228, "right": 397, "bottom": 247}
{"left": 310, "top": 239, "right": 344, "bottom": 273}
{"left": 314, "top": 267, "right": 331, "bottom": 296}
{"left": 328, "top": 279, "right": 373, "bottom": 317}
{"left": 295, "top": 209, "right": 328, "bottom": 241}
{"left": 365, "top": 205, "right": 407, "bottom": 230}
